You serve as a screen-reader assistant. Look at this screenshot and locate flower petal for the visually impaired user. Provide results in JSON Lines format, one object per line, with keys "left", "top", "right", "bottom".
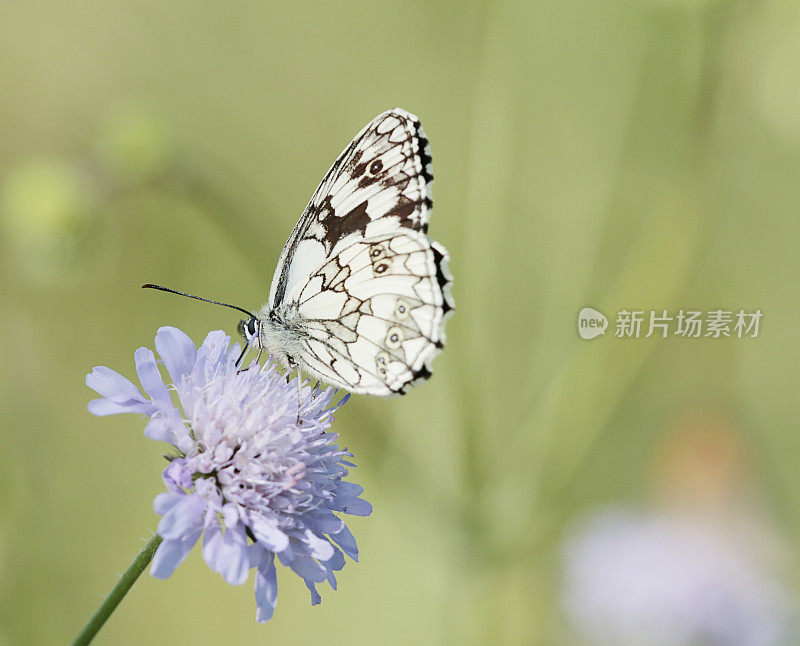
{"left": 198, "top": 330, "right": 231, "bottom": 369}
{"left": 86, "top": 366, "right": 144, "bottom": 401}
{"left": 86, "top": 366, "right": 154, "bottom": 416}
{"left": 226, "top": 341, "right": 243, "bottom": 365}
{"left": 155, "top": 327, "right": 197, "bottom": 384}
{"left": 202, "top": 522, "right": 250, "bottom": 585}
{"left": 153, "top": 492, "right": 184, "bottom": 515}
{"left": 306, "top": 512, "right": 345, "bottom": 536}
{"left": 143, "top": 415, "right": 176, "bottom": 443}
{"left": 134, "top": 347, "right": 173, "bottom": 409}
{"left": 157, "top": 494, "right": 205, "bottom": 539}
{"left": 326, "top": 550, "right": 344, "bottom": 590}
{"left": 336, "top": 482, "right": 364, "bottom": 498}
{"left": 330, "top": 526, "right": 359, "bottom": 561}
{"left": 304, "top": 579, "right": 322, "bottom": 606}
{"left": 251, "top": 515, "right": 289, "bottom": 553}
{"left": 87, "top": 397, "right": 153, "bottom": 416}
{"left": 329, "top": 496, "right": 372, "bottom": 517}
{"left": 328, "top": 547, "right": 345, "bottom": 572}
{"left": 302, "top": 529, "right": 334, "bottom": 561}
{"left": 289, "top": 554, "right": 327, "bottom": 583}
{"left": 161, "top": 461, "right": 193, "bottom": 492}
{"left": 150, "top": 529, "right": 201, "bottom": 579}
{"left": 254, "top": 550, "right": 278, "bottom": 623}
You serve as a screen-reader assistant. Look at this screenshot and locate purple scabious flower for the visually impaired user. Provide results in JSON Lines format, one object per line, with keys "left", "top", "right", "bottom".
{"left": 86, "top": 326, "right": 371, "bottom": 622}
{"left": 560, "top": 506, "right": 794, "bottom": 646}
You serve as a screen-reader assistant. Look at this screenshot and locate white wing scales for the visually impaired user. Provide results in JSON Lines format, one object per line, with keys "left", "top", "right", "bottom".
{"left": 265, "top": 108, "right": 453, "bottom": 396}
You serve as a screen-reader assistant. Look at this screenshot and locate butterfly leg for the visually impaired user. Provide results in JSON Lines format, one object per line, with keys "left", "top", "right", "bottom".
{"left": 295, "top": 366, "right": 303, "bottom": 425}
{"left": 236, "top": 342, "right": 265, "bottom": 374}
{"left": 235, "top": 342, "right": 249, "bottom": 368}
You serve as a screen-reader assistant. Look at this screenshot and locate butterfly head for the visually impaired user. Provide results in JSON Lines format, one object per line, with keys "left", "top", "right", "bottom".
{"left": 238, "top": 316, "right": 261, "bottom": 347}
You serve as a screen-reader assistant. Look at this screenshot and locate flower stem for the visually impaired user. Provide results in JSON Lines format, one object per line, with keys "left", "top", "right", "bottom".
{"left": 71, "top": 534, "right": 163, "bottom": 646}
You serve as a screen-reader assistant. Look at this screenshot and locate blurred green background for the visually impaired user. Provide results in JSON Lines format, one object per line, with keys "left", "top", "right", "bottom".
{"left": 1, "top": 1, "right": 799, "bottom": 644}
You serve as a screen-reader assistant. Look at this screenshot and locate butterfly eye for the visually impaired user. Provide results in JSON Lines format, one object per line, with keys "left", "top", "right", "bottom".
{"left": 245, "top": 317, "right": 258, "bottom": 337}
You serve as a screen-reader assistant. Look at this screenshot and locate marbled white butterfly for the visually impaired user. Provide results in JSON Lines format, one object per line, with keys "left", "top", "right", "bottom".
{"left": 147, "top": 109, "right": 453, "bottom": 395}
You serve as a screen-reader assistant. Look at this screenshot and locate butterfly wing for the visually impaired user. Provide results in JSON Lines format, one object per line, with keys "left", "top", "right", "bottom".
{"left": 268, "top": 108, "right": 433, "bottom": 308}
{"left": 268, "top": 108, "right": 453, "bottom": 395}
{"left": 293, "top": 230, "right": 452, "bottom": 395}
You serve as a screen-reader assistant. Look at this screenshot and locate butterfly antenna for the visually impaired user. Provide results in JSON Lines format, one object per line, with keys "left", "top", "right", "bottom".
{"left": 142, "top": 284, "right": 256, "bottom": 318}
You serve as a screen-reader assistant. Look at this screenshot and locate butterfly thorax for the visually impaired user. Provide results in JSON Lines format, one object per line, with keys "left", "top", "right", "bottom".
{"left": 256, "top": 303, "right": 305, "bottom": 370}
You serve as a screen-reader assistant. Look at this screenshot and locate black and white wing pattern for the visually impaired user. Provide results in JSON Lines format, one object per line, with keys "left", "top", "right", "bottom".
{"left": 266, "top": 108, "right": 453, "bottom": 395}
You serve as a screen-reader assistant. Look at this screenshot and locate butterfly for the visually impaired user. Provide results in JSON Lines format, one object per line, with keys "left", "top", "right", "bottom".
{"left": 147, "top": 109, "right": 453, "bottom": 396}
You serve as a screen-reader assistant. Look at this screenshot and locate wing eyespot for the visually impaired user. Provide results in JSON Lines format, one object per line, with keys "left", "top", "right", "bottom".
{"left": 386, "top": 327, "right": 403, "bottom": 349}
{"left": 375, "top": 351, "right": 390, "bottom": 378}
{"left": 394, "top": 299, "right": 410, "bottom": 320}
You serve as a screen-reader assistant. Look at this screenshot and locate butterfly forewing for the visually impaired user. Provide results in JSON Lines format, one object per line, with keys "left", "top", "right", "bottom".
{"left": 268, "top": 109, "right": 433, "bottom": 308}
{"left": 266, "top": 108, "right": 452, "bottom": 395}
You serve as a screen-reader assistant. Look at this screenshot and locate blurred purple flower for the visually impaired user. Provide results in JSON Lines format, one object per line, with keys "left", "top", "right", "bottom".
{"left": 560, "top": 507, "right": 794, "bottom": 646}
{"left": 87, "top": 326, "right": 371, "bottom": 622}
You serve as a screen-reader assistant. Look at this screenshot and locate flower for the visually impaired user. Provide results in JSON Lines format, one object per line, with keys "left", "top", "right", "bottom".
{"left": 86, "top": 326, "right": 371, "bottom": 622}
{"left": 560, "top": 506, "right": 794, "bottom": 646}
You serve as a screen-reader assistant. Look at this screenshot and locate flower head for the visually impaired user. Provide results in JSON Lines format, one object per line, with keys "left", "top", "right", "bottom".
{"left": 87, "top": 327, "right": 371, "bottom": 622}
{"left": 560, "top": 506, "right": 794, "bottom": 646}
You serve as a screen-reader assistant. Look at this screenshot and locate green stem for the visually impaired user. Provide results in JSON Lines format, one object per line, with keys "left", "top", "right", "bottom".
{"left": 71, "top": 534, "right": 163, "bottom": 646}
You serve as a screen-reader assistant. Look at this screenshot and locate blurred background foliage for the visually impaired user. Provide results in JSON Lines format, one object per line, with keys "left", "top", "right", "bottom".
{"left": 1, "top": 1, "right": 799, "bottom": 644}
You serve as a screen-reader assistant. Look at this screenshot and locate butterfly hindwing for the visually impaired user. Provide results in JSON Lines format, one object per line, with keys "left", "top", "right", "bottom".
{"left": 294, "top": 230, "right": 452, "bottom": 394}
{"left": 264, "top": 108, "right": 452, "bottom": 395}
